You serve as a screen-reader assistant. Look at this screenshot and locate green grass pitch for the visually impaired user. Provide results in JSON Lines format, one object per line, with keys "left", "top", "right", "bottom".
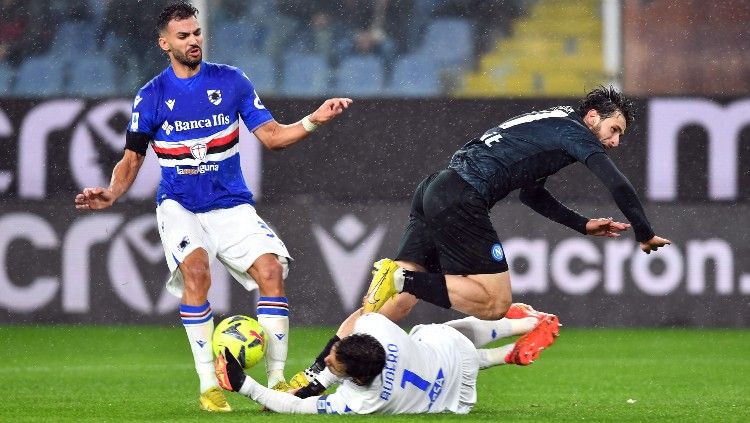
{"left": 1, "top": 325, "right": 748, "bottom": 422}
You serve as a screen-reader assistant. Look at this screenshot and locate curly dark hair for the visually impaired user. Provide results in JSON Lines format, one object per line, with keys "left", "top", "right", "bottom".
{"left": 157, "top": 2, "right": 199, "bottom": 34}
{"left": 577, "top": 85, "right": 634, "bottom": 126}
{"left": 335, "top": 334, "right": 386, "bottom": 386}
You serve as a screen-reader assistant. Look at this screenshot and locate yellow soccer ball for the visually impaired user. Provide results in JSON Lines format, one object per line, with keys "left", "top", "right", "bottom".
{"left": 212, "top": 315, "right": 267, "bottom": 369}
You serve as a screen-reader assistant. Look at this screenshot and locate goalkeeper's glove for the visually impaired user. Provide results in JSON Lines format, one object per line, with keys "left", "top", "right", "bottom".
{"left": 215, "top": 348, "right": 246, "bottom": 392}
{"left": 294, "top": 379, "right": 326, "bottom": 398}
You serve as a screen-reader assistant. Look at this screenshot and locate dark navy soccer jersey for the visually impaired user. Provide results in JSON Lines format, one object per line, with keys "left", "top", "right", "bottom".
{"left": 449, "top": 106, "right": 605, "bottom": 206}
{"left": 127, "top": 61, "right": 273, "bottom": 213}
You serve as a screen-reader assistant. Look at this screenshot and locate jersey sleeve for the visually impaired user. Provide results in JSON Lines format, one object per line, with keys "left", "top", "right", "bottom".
{"left": 562, "top": 124, "right": 606, "bottom": 163}
{"left": 238, "top": 375, "right": 320, "bottom": 413}
{"left": 315, "top": 392, "right": 359, "bottom": 414}
{"left": 235, "top": 70, "right": 273, "bottom": 131}
{"left": 127, "top": 87, "right": 160, "bottom": 137}
{"left": 518, "top": 178, "right": 589, "bottom": 234}
{"left": 585, "top": 152, "right": 656, "bottom": 242}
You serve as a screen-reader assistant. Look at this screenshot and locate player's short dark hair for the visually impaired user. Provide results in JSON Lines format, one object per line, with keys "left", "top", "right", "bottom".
{"left": 335, "top": 334, "right": 385, "bottom": 386}
{"left": 577, "top": 85, "right": 634, "bottom": 126}
{"left": 157, "top": 2, "right": 199, "bottom": 34}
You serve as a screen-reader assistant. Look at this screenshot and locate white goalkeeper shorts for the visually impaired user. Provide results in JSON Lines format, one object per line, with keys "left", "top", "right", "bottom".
{"left": 156, "top": 199, "right": 291, "bottom": 298}
{"left": 409, "top": 323, "right": 479, "bottom": 414}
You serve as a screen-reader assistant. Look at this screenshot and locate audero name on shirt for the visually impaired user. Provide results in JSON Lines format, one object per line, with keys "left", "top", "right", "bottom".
{"left": 176, "top": 164, "right": 219, "bottom": 175}
{"left": 379, "top": 343, "right": 400, "bottom": 401}
{"left": 171, "top": 113, "right": 231, "bottom": 133}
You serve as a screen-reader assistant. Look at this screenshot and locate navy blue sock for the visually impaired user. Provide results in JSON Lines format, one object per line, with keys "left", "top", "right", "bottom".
{"left": 402, "top": 270, "right": 452, "bottom": 309}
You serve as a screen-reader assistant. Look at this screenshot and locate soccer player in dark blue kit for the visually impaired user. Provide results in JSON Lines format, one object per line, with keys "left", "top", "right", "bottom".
{"left": 291, "top": 86, "right": 671, "bottom": 392}
{"left": 363, "top": 86, "right": 670, "bottom": 321}
{"left": 74, "top": 2, "right": 352, "bottom": 412}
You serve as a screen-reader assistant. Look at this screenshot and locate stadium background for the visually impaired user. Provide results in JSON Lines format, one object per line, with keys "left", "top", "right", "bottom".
{"left": 1, "top": 0, "right": 748, "bottom": 327}
{"left": 1, "top": 1, "right": 749, "bottom": 421}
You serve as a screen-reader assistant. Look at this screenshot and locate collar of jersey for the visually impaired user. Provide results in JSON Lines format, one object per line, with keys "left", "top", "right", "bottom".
{"left": 167, "top": 62, "right": 205, "bottom": 90}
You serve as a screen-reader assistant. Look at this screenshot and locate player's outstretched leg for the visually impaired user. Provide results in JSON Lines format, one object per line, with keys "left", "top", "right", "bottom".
{"left": 472, "top": 304, "right": 560, "bottom": 368}
{"left": 363, "top": 258, "right": 402, "bottom": 313}
{"left": 504, "top": 312, "right": 560, "bottom": 365}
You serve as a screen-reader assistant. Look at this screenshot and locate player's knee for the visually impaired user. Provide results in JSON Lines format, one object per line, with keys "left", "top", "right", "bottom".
{"left": 479, "top": 297, "right": 511, "bottom": 320}
{"left": 254, "top": 260, "right": 284, "bottom": 291}
{"left": 181, "top": 262, "right": 211, "bottom": 293}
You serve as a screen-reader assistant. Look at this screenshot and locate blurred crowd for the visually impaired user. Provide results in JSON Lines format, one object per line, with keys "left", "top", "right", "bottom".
{"left": 0, "top": 0, "right": 528, "bottom": 96}
{"left": 209, "top": 0, "right": 525, "bottom": 72}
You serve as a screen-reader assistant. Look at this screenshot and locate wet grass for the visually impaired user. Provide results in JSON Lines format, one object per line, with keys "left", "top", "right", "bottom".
{"left": 1, "top": 326, "right": 748, "bottom": 422}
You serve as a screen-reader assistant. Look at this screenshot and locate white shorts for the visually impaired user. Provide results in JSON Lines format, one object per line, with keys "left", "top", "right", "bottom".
{"left": 156, "top": 199, "right": 291, "bottom": 298}
{"left": 409, "top": 324, "right": 479, "bottom": 413}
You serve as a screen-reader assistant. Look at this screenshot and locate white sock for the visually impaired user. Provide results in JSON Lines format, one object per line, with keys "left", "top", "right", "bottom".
{"left": 258, "top": 296, "right": 289, "bottom": 387}
{"left": 394, "top": 268, "right": 405, "bottom": 292}
{"left": 510, "top": 317, "right": 539, "bottom": 336}
{"left": 180, "top": 301, "right": 218, "bottom": 393}
{"left": 477, "top": 344, "right": 515, "bottom": 369}
{"left": 443, "top": 316, "right": 514, "bottom": 347}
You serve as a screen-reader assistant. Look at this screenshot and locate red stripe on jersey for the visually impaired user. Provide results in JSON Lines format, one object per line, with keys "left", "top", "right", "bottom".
{"left": 152, "top": 128, "right": 240, "bottom": 157}
{"left": 207, "top": 128, "right": 239, "bottom": 148}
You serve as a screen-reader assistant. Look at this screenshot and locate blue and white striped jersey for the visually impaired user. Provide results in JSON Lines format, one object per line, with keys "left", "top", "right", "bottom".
{"left": 128, "top": 62, "right": 273, "bottom": 212}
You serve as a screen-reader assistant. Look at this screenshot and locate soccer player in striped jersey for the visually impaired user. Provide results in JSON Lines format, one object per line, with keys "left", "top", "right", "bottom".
{"left": 74, "top": 2, "right": 351, "bottom": 412}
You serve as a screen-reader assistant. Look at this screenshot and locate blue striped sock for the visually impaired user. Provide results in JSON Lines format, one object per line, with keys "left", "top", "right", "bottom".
{"left": 179, "top": 301, "right": 213, "bottom": 325}
{"left": 257, "top": 296, "right": 289, "bottom": 317}
{"left": 257, "top": 296, "right": 289, "bottom": 385}
{"left": 180, "top": 301, "right": 217, "bottom": 392}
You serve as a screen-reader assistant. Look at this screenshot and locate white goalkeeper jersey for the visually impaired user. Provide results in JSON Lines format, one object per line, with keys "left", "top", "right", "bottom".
{"left": 316, "top": 313, "right": 479, "bottom": 414}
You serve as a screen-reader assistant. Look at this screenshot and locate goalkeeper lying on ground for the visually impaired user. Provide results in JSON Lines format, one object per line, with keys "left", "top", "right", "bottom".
{"left": 215, "top": 304, "right": 559, "bottom": 414}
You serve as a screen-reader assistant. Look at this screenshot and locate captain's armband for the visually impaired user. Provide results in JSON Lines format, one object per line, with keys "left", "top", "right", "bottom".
{"left": 125, "top": 131, "right": 152, "bottom": 156}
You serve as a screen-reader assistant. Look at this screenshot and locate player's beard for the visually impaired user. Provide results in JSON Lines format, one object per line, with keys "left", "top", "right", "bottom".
{"left": 173, "top": 47, "right": 202, "bottom": 69}
{"left": 590, "top": 121, "right": 608, "bottom": 146}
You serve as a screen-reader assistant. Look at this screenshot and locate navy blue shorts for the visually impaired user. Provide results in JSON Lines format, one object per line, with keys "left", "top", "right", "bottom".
{"left": 395, "top": 169, "right": 508, "bottom": 275}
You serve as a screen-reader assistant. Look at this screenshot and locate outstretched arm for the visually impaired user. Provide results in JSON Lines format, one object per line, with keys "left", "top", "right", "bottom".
{"left": 585, "top": 152, "right": 671, "bottom": 252}
{"left": 216, "top": 350, "right": 320, "bottom": 414}
{"left": 74, "top": 148, "right": 145, "bottom": 210}
{"left": 519, "top": 178, "right": 590, "bottom": 234}
{"left": 254, "top": 98, "right": 352, "bottom": 150}
{"left": 519, "top": 179, "right": 632, "bottom": 238}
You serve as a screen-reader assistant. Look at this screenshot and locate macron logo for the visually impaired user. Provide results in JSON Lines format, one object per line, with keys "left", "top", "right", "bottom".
{"left": 196, "top": 340, "right": 206, "bottom": 348}
{"left": 275, "top": 333, "right": 285, "bottom": 341}
{"left": 165, "top": 99, "right": 175, "bottom": 110}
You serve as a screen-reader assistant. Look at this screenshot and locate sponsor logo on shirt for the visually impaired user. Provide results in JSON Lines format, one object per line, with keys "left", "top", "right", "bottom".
{"left": 171, "top": 113, "right": 231, "bottom": 132}
{"left": 162, "top": 120, "right": 174, "bottom": 135}
{"left": 176, "top": 164, "right": 220, "bottom": 175}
